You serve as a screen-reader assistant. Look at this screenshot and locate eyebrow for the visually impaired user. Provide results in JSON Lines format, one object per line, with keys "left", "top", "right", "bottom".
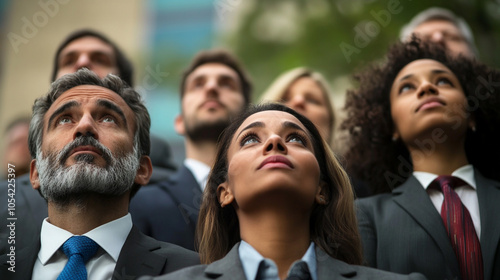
{"left": 47, "top": 100, "right": 80, "bottom": 130}
{"left": 47, "top": 99, "right": 128, "bottom": 130}
{"left": 236, "top": 120, "right": 309, "bottom": 138}
{"left": 237, "top": 121, "right": 264, "bottom": 138}
{"left": 97, "top": 99, "right": 128, "bottom": 126}
{"left": 398, "top": 69, "right": 450, "bottom": 83}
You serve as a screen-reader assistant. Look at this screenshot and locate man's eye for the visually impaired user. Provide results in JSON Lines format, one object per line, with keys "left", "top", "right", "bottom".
{"left": 58, "top": 117, "right": 72, "bottom": 125}
{"left": 102, "top": 116, "right": 116, "bottom": 123}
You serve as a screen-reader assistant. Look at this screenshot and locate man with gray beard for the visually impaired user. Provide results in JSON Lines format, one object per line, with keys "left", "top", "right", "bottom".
{"left": 130, "top": 49, "right": 252, "bottom": 251}
{"left": 0, "top": 69, "right": 199, "bottom": 280}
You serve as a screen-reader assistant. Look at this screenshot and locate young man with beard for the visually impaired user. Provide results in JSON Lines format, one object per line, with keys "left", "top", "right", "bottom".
{"left": 0, "top": 69, "right": 199, "bottom": 280}
{"left": 130, "top": 49, "right": 252, "bottom": 250}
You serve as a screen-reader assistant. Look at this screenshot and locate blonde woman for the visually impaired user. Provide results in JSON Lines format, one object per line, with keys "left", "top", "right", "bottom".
{"left": 260, "top": 68, "right": 336, "bottom": 146}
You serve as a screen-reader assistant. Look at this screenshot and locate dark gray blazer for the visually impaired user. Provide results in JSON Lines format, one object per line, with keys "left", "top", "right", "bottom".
{"left": 0, "top": 226, "right": 200, "bottom": 280}
{"left": 130, "top": 165, "right": 202, "bottom": 250}
{"left": 356, "top": 170, "right": 500, "bottom": 280}
{"left": 139, "top": 242, "right": 426, "bottom": 280}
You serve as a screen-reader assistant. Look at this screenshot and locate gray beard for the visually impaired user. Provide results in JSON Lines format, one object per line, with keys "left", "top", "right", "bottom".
{"left": 36, "top": 136, "right": 140, "bottom": 206}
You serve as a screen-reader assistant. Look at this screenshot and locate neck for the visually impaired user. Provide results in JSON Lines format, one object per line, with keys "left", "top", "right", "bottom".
{"left": 239, "top": 207, "right": 311, "bottom": 280}
{"left": 47, "top": 193, "right": 129, "bottom": 235}
{"left": 409, "top": 139, "right": 469, "bottom": 175}
{"left": 184, "top": 139, "right": 217, "bottom": 166}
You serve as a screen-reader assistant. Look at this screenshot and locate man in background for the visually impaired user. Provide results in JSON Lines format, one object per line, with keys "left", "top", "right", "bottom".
{"left": 130, "top": 49, "right": 252, "bottom": 250}
{"left": 400, "top": 7, "right": 478, "bottom": 58}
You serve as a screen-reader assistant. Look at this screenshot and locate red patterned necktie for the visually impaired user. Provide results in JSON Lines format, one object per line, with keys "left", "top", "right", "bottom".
{"left": 432, "top": 175, "right": 483, "bottom": 280}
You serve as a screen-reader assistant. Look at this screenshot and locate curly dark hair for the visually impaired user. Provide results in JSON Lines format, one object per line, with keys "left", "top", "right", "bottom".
{"left": 341, "top": 38, "right": 500, "bottom": 194}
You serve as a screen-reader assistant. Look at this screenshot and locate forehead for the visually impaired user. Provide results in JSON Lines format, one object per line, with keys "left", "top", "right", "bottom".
{"left": 413, "top": 19, "right": 461, "bottom": 35}
{"left": 236, "top": 110, "right": 307, "bottom": 135}
{"left": 45, "top": 85, "right": 133, "bottom": 123}
{"left": 59, "top": 36, "right": 115, "bottom": 57}
{"left": 395, "top": 59, "right": 453, "bottom": 79}
{"left": 187, "top": 63, "right": 239, "bottom": 81}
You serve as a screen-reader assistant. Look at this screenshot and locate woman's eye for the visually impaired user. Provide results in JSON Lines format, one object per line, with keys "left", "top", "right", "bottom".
{"left": 399, "top": 84, "right": 414, "bottom": 94}
{"left": 288, "top": 134, "right": 306, "bottom": 145}
{"left": 437, "top": 78, "right": 452, "bottom": 86}
{"left": 58, "top": 117, "right": 71, "bottom": 125}
{"left": 241, "top": 134, "right": 259, "bottom": 146}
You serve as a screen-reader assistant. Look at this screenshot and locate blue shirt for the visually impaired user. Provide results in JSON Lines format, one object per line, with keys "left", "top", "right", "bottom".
{"left": 238, "top": 240, "right": 317, "bottom": 280}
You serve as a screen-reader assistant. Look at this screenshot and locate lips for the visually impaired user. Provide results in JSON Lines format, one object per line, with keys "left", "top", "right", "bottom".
{"left": 70, "top": 145, "right": 103, "bottom": 157}
{"left": 416, "top": 97, "right": 445, "bottom": 112}
{"left": 200, "top": 99, "right": 223, "bottom": 110}
{"left": 258, "top": 155, "right": 294, "bottom": 170}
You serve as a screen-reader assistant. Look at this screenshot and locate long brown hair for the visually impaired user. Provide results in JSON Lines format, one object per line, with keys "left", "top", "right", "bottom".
{"left": 196, "top": 103, "right": 362, "bottom": 265}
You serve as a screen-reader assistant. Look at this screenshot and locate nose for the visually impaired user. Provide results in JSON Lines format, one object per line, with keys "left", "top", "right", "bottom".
{"left": 263, "top": 135, "right": 287, "bottom": 154}
{"left": 430, "top": 31, "right": 444, "bottom": 42}
{"left": 417, "top": 81, "right": 438, "bottom": 98}
{"left": 74, "top": 54, "right": 92, "bottom": 70}
{"left": 204, "top": 78, "right": 219, "bottom": 98}
{"left": 73, "top": 114, "right": 98, "bottom": 140}
{"left": 286, "top": 95, "right": 306, "bottom": 111}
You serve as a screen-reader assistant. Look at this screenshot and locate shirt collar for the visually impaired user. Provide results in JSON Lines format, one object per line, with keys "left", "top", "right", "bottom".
{"left": 413, "top": 164, "right": 476, "bottom": 190}
{"left": 184, "top": 158, "right": 210, "bottom": 190}
{"left": 39, "top": 213, "right": 132, "bottom": 264}
{"left": 238, "top": 240, "right": 317, "bottom": 280}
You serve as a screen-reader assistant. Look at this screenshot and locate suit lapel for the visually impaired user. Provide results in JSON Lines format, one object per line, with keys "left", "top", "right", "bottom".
{"left": 203, "top": 243, "right": 248, "bottom": 280}
{"left": 160, "top": 165, "right": 203, "bottom": 231}
{"left": 316, "top": 247, "right": 357, "bottom": 279}
{"left": 113, "top": 226, "right": 168, "bottom": 280}
{"left": 476, "top": 170, "right": 500, "bottom": 280}
{"left": 0, "top": 234, "right": 39, "bottom": 280}
{"left": 392, "top": 176, "right": 460, "bottom": 275}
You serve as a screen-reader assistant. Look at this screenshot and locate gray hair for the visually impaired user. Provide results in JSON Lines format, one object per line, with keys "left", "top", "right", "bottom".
{"left": 28, "top": 68, "right": 151, "bottom": 160}
{"left": 400, "top": 7, "right": 478, "bottom": 57}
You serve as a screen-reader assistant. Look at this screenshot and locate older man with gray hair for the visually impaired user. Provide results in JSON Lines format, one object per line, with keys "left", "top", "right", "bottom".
{"left": 400, "top": 7, "right": 478, "bottom": 58}
{"left": 0, "top": 69, "right": 198, "bottom": 280}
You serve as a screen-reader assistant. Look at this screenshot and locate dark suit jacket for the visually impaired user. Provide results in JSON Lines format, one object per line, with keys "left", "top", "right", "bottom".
{"left": 0, "top": 226, "right": 199, "bottom": 280}
{"left": 130, "top": 165, "right": 202, "bottom": 250}
{"left": 138, "top": 242, "right": 426, "bottom": 280}
{"left": 356, "top": 170, "right": 500, "bottom": 280}
{"left": 0, "top": 174, "right": 47, "bottom": 255}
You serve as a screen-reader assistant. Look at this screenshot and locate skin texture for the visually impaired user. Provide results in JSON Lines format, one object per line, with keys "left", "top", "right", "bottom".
{"left": 30, "top": 85, "right": 152, "bottom": 234}
{"left": 56, "top": 36, "right": 119, "bottom": 79}
{"left": 283, "top": 77, "right": 331, "bottom": 141}
{"left": 175, "top": 63, "right": 246, "bottom": 165}
{"left": 412, "top": 20, "right": 473, "bottom": 57}
{"left": 217, "top": 110, "right": 325, "bottom": 279}
{"left": 390, "top": 59, "right": 473, "bottom": 174}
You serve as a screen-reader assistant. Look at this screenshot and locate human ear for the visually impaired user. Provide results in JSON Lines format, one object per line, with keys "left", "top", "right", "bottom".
{"left": 315, "top": 181, "right": 328, "bottom": 205}
{"left": 134, "top": 156, "right": 153, "bottom": 186}
{"left": 30, "top": 159, "right": 40, "bottom": 190}
{"left": 392, "top": 131, "right": 400, "bottom": 142}
{"left": 217, "top": 182, "right": 234, "bottom": 207}
{"left": 174, "top": 115, "right": 186, "bottom": 136}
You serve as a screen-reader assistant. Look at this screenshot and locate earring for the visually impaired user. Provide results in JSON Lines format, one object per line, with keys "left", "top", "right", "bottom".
{"left": 471, "top": 125, "right": 476, "bottom": 132}
{"left": 392, "top": 136, "right": 398, "bottom": 142}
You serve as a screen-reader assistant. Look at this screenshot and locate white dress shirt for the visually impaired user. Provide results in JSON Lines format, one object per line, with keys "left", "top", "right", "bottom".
{"left": 413, "top": 164, "right": 481, "bottom": 238}
{"left": 184, "top": 158, "right": 210, "bottom": 191}
{"left": 238, "top": 240, "right": 317, "bottom": 280}
{"left": 32, "top": 213, "right": 133, "bottom": 280}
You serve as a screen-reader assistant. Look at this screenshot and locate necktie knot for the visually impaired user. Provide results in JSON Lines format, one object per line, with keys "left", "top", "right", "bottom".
{"left": 286, "top": 261, "right": 311, "bottom": 280}
{"left": 58, "top": 236, "right": 99, "bottom": 280}
{"left": 431, "top": 175, "right": 468, "bottom": 192}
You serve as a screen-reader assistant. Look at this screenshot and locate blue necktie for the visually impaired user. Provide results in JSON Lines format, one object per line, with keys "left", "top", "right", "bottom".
{"left": 57, "top": 236, "right": 99, "bottom": 280}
